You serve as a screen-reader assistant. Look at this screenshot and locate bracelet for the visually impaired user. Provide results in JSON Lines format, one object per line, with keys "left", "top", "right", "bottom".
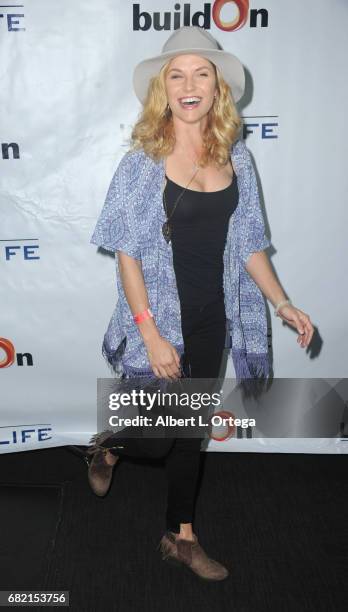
{"left": 274, "top": 299, "right": 291, "bottom": 317}
{"left": 133, "top": 307, "right": 154, "bottom": 324}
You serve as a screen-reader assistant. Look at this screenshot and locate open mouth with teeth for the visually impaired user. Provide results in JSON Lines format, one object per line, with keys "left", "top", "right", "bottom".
{"left": 178, "top": 97, "right": 202, "bottom": 109}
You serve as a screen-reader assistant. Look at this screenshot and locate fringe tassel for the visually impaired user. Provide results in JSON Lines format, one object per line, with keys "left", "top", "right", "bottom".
{"left": 245, "top": 352, "right": 270, "bottom": 379}
{"left": 232, "top": 348, "right": 253, "bottom": 381}
{"left": 102, "top": 336, "right": 126, "bottom": 377}
{"left": 232, "top": 348, "right": 271, "bottom": 400}
{"left": 102, "top": 338, "right": 185, "bottom": 382}
{"left": 122, "top": 364, "right": 156, "bottom": 378}
{"left": 232, "top": 348, "right": 270, "bottom": 380}
{"left": 158, "top": 532, "right": 195, "bottom": 566}
{"left": 158, "top": 534, "right": 175, "bottom": 560}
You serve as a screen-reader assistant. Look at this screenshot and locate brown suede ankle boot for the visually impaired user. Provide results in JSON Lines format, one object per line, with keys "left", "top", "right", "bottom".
{"left": 86, "top": 430, "right": 124, "bottom": 497}
{"left": 157, "top": 530, "right": 229, "bottom": 581}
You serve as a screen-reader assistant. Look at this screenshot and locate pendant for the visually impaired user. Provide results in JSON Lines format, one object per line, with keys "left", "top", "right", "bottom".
{"left": 162, "top": 221, "right": 171, "bottom": 243}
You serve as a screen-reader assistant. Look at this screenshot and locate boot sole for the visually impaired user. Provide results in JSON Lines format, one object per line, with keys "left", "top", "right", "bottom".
{"left": 162, "top": 554, "right": 229, "bottom": 581}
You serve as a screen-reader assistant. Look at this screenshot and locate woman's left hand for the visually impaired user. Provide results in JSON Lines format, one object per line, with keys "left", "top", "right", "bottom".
{"left": 276, "top": 303, "right": 314, "bottom": 348}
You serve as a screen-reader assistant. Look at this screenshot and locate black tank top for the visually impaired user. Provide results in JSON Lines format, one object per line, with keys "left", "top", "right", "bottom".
{"left": 163, "top": 171, "right": 239, "bottom": 308}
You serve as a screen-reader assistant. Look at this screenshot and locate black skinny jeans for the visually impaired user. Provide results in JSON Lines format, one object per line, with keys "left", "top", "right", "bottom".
{"left": 107, "top": 295, "right": 227, "bottom": 533}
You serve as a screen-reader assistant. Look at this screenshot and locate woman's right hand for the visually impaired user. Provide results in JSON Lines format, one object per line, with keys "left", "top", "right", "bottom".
{"left": 144, "top": 335, "right": 182, "bottom": 380}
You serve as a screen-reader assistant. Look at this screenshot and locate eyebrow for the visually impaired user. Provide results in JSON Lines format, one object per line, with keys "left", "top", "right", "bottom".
{"left": 168, "top": 65, "right": 212, "bottom": 73}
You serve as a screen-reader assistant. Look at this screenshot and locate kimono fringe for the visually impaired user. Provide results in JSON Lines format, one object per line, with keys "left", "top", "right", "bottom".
{"left": 102, "top": 336, "right": 158, "bottom": 380}
{"left": 102, "top": 336, "right": 126, "bottom": 377}
{"left": 232, "top": 348, "right": 270, "bottom": 379}
{"left": 232, "top": 348, "right": 271, "bottom": 400}
{"left": 102, "top": 337, "right": 185, "bottom": 380}
{"left": 102, "top": 337, "right": 170, "bottom": 393}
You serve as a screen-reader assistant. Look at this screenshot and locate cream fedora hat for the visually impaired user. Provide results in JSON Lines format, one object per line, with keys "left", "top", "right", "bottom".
{"left": 132, "top": 25, "right": 245, "bottom": 105}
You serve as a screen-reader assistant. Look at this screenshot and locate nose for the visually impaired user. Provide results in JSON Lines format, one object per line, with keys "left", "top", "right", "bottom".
{"left": 182, "top": 75, "right": 195, "bottom": 93}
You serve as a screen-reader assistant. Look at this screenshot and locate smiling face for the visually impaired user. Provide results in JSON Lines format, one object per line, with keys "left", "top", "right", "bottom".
{"left": 164, "top": 54, "right": 218, "bottom": 124}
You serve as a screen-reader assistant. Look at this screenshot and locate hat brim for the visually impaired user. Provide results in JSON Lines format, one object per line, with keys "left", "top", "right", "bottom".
{"left": 132, "top": 47, "right": 245, "bottom": 105}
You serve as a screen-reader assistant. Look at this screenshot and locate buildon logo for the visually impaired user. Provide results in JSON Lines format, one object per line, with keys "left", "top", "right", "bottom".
{"left": 134, "top": 1, "right": 268, "bottom": 32}
{"left": 0, "top": 337, "right": 33, "bottom": 368}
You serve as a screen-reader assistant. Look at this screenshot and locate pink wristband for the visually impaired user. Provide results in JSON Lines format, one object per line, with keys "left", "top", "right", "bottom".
{"left": 133, "top": 308, "right": 154, "bottom": 324}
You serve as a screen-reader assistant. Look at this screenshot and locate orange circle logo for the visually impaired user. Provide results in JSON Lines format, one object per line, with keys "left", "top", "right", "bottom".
{"left": 209, "top": 410, "right": 236, "bottom": 441}
{"left": 0, "top": 338, "right": 15, "bottom": 368}
{"left": 212, "top": 0, "right": 249, "bottom": 32}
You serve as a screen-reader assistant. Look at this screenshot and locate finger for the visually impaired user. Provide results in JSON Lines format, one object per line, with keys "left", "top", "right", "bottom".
{"left": 298, "top": 334, "right": 306, "bottom": 347}
{"left": 296, "top": 317, "right": 306, "bottom": 337}
{"left": 299, "top": 329, "right": 307, "bottom": 346}
{"left": 297, "top": 316, "right": 306, "bottom": 335}
{"left": 297, "top": 314, "right": 310, "bottom": 339}
{"left": 173, "top": 351, "right": 181, "bottom": 368}
{"left": 155, "top": 365, "right": 168, "bottom": 379}
{"left": 300, "top": 321, "right": 312, "bottom": 347}
{"left": 305, "top": 322, "right": 312, "bottom": 343}
{"left": 160, "top": 365, "right": 176, "bottom": 381}
{"left": 302, "top": 319, "right": 312, "bottom": 341}
{"left": 304, "top": 322, "right": 314, "bottom": 346}
{"left": 166, "top": 364, "right": 181, "bottom": 381}
{"left": 170, "top": 358, "right": 181, "bottom": 374}
{"left": 298, "top": 327, "right": 307, "bottom": 346}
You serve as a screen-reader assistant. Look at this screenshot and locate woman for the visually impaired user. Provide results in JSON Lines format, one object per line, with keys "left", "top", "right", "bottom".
{"left": 88, "top": 26, "right": 314, "bottom": 581}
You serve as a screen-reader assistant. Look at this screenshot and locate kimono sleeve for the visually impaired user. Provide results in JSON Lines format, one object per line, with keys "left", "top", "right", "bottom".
{"left": 90, "top": 153, "right": 141, "bottom": 259}
{"left": 239, "top": 145, "right": 271, "bottom": 269}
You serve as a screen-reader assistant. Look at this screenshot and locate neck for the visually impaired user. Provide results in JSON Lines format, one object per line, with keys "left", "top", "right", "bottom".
{"left": 171, "top": 114, "right": 208, "bottom": 159}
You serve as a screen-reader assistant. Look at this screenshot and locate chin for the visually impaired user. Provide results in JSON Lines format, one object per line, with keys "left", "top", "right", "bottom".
{"left": 173, "top": 108, "right": 210, "bottom": 122}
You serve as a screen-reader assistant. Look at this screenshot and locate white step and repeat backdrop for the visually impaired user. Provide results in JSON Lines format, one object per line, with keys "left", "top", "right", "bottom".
{"left": 1, "top": 1, "right": 347, "bottom": 454}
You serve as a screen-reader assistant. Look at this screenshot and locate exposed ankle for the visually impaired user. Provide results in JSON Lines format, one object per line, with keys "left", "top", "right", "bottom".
{"left": 174, "top": 532, "right": 195, "bottom": 543}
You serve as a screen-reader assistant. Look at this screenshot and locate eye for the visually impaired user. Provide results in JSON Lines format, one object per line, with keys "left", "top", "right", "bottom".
{"left": 170, "top": 74, "right": 181, "bottom": 79}
{"left": 199, "top": 73, "right": 209, "bottom": 77}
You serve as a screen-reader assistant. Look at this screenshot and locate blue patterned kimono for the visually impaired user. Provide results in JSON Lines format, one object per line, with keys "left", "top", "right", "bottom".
{"left": 90, "top": 138, "right": 271, "bottom": 382}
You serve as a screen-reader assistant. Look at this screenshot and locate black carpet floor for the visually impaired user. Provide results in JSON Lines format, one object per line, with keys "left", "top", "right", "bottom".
{"left": 0, "top": 447, "right": 347, "bottom": 612}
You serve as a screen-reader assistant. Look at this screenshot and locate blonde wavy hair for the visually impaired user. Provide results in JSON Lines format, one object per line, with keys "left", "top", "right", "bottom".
{"left": 129, "top": 58, "right": 243, "bottom": 168}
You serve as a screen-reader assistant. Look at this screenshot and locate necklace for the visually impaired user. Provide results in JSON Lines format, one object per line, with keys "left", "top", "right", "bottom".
{"left": 162, "top": 165, "right": 199, "bottom": 243}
